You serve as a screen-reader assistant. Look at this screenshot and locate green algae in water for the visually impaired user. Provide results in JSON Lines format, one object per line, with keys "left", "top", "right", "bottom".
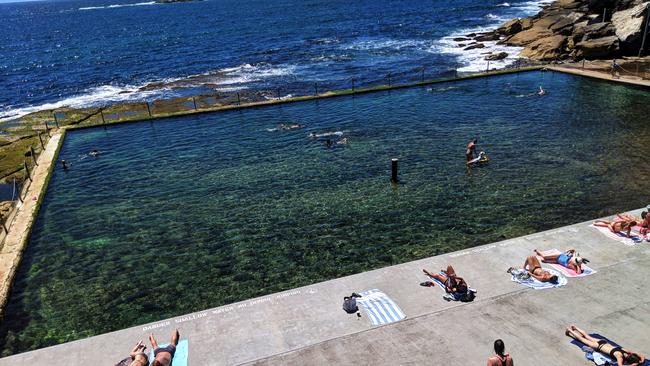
{"left": 3, "top": 71, "right": 650, "bottom": 355}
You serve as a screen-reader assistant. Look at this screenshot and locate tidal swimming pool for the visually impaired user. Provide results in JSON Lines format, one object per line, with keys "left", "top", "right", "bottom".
{"left": 3, "top": 71, "right": 650, "bottom": 355}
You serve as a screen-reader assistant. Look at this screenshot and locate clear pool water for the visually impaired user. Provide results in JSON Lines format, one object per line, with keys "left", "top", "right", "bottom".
{"left": 2, "top": 71, "right": 650, "bottom": 355}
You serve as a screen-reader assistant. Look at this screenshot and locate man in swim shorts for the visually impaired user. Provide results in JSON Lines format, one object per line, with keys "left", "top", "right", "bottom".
{"left": 149, "top": 329, "right": 179, "bottom": 366}
{"left": 115, "top": 340, "right": 149, "bottom": 366}
{"left": 466, "top": 138, "right": 478, "bottom": 161}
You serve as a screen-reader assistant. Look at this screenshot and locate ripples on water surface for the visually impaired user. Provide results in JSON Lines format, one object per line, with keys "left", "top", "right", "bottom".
{"left": 2, "top": 72, "right": 650, "bottom": 355}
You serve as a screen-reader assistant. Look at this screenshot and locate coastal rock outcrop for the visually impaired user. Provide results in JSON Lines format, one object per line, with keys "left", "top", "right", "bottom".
{"left": 454, "top": 0, "right": 650, "bottom": 61}
{"left": 485, "top": 52, "right": 509, "bottom": 60}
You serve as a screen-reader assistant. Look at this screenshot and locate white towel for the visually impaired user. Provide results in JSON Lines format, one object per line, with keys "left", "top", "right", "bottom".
{"left": 509, "top": 268, "right": 567, "bottom": 289}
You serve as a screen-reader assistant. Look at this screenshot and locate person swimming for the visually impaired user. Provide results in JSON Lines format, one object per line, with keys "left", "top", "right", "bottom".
{"left": 89, "top": 149, "right": 100, "bottom": 157}
{"left": 466, "top": 151, "right": 487, "bottom": 166}
{"left": 336, "top": 138, "right": 348, "bottom": 145}
{"left": 537, "top": 85, "right": 546, "bottom": 96}
{"left": 309, "top": 131, "right": 344, "bottom": 138}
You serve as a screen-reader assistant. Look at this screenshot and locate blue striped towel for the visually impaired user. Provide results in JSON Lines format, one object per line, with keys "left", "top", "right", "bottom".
{"left": 356, "top": 289, "right": 406, "bottom": 326}
{"left": 510, "top": 268, "right": 567, "bottom": 289}
{"left": 149, "top": 339, "right": 188, "bottom": 366}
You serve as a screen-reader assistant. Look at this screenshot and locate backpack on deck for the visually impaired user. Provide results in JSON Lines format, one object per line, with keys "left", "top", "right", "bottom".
{"left": 342, "top": 296, "right": 359, "bottom": 314}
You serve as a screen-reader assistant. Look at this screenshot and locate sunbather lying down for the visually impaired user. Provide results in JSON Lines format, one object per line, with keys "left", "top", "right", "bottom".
{"left": 593, "top": 219, "right": 637, "bottom": 237}
{"left": 566, "top": 325, "right": 645, "bottom": 366}
{"left": 534, "top": 248, "right": 588, "bottom": 274}
{"left": 508, "top": 255, "right": 558, "bottom": 284}
{"left": 422, "top": 265, "right": 476, "bottom": 301}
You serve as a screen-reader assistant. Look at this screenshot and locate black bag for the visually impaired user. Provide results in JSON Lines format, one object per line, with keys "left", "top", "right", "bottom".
{"left": 342, "top": 296, "right": 358, "bottom": 314}
{"left": 458, "top": 289, "right": 476, "bottom": 302}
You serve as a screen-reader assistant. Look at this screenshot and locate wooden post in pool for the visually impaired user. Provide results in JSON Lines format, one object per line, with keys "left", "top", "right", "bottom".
{"left": 29, "top": 146, "right": 38, "bottom": 166}
{"left": 391, "top": 158, "right": 398, "bottom": 184}
{"left": 37, "top": 132, "right": 44, "bottom": 149}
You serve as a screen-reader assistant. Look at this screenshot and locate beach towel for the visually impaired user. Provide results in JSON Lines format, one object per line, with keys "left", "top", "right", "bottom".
{"left": 149, "top": 339, "right": 189, "bottom": 366}
{"left": 569, "top": 334, "right": 650, "bottom": 366}
{"left": 425, "top": 272, "right": 477, "bottom": 301}
{"left": 356, "top": 289, "right": 406, "bottom": 326}
{"left": 509, "top": 267, "right": 567, "bottom": 289}
{"left": 590, "top": 224, "right": 643, "bottom": 246}
{"left": 535, "top": 249, "right": 596, "bottom": 277}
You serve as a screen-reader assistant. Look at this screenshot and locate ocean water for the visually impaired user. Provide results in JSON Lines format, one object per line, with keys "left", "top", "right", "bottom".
{"left": 2, "top": 71, "right": 650, "bottom": 355}
{"left": 0, "top": 0, "right": 553, "bottom": 121}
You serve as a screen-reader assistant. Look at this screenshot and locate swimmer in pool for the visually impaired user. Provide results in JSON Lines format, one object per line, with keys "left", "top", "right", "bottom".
{"left": 336, "top": 137, "right": 348, "bottom": 145}
{"left": 537, "top": 85, "right": 546, "bottom": 95}
{"left": 89, "top": 149, "right": 100, "bottom": 157}
{"left": 310, "top": 131, "right": 344, "bottom": 138}
{"left": 466, "top": 151, "right": 486, "bottom": 166}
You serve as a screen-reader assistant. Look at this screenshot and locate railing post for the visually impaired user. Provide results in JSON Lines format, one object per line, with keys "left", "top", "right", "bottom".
{"left": 53, "top": 112, "right": 59, "bottom": 128}
{"left": 192, "top": 97, "right": 197, "bottom": 110}
{"left": 486, "top": 60, "right": 490, "bottom": 73}
{"left": 146, "top": 102, "right": 152, "bottom": 117}
{"left": 391, "top": 158, "right": 399, "bottom": 183}
{"left": 30, "top": 146, "right": 38, "bottom": 166}
{"left": 23, "top": 161, "right": 32, "bottom": 182}
{"left": 100, "top": 110, "right": 106, "bottom": 124}
{"left": 351, "top": 78, "right": 355, "bottom": 93}
{"left": 387, "top": 73, "right": 392, "bottom": 87}
{"left": 421, "top": 67, "right": 425, "bottom": 82}
{"left": 37, "top": 131, "right": 44, "bottom": 149}
{"left": 14, "top": 178, "right": 22, "bottom": 203}
{"left": 44, "top": 121, "right": 49, "bottom": 133}
{"left": 237, "top": 92, "right": 241, "bottom": 105}
{"left": 314, "top": 82, "right": 318, "bottom": 96}
{"left": 582, "top": 59, "right": 585, "bottom": 70}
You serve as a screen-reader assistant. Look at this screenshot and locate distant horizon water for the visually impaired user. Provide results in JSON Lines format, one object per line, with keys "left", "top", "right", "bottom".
{"left": 1, "top": 0, "right": 552, "bottom": 121}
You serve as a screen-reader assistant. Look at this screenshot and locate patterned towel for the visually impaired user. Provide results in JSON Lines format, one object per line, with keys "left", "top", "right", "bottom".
{"left": 590, "top": 224, "right": 643, "bottom": 246}
{"left": 356, "top": 289, "right": 406, "bottom": 326}
{"left": 535, "top": 249, "right": 596, "bottom": 278}
{"left": 509, "top": 267, "right": 567, "bottom": 289}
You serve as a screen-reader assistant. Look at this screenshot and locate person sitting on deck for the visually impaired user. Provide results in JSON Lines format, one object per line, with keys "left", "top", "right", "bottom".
{"left": 593, "top": 219, "right": 637, "bottom": 238}
{"left": 508, "top": 255, "right": 558, "bottom": 284}
{"left": 115, "top": 340, "right": 149, "bottom": 366}
{"left": 565, "top": 325, "right": 645, "bottom": 366}
{"left": 534, "top": 248, "right": 588, "bottom": 274}
{"left": 423, "top": 265, "right": 475, "bottom": 301}
{"left": 487, "top": 339, "right": 514, "bottom": 366}
{"left": 149, "top": 329, "right": 179, "bottom": 366}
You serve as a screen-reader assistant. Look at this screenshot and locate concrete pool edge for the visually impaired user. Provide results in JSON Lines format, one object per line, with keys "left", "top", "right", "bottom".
{"left": 0, "top": 130, "right": 65, "bottom": 319}
{"left": 0, "top": 209, "right": 647, "bottom": 365}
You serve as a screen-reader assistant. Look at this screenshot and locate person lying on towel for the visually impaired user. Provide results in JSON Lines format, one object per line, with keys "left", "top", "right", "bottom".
{"left": 508, "top": 256, "right": 559, "bottom": 284}
{"left": 534, "top": 248, "right": 588, "bottom": 274}
{"left": 566, "top": 325, "right": 645, "bottom": 366}
{"left": 423, "top": 265, "right": 475, "bottom": 301}
{"left": 593, "top": 218, "right": 637, "bottom": 238}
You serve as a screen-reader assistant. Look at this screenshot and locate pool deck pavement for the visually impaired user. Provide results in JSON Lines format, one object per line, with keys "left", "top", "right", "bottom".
{"left": 1, "top": 208, "right": 648, "bottom": 365}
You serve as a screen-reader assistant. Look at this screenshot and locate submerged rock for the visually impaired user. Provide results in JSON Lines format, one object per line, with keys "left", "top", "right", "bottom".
{"left": 464, "top": 43, "right": 486, "bottom": 50}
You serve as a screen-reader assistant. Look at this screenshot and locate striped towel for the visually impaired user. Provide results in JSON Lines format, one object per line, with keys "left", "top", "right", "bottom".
{"left": 509, "top": 267, "right": 567, "bottom": 289}
{"left": 590, "top": 224, "right": 642, "bottom": 246}
{"left": 425, "top": 272, "right": 476, "bottom": 301}
{"left": 356, "top": 289, "right": 406, "bottom": 326}
{"left": 535, "top": 249, "right": 596, "bottom": 278}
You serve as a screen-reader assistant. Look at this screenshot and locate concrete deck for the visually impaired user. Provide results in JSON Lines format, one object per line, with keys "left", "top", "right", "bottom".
{"left": 549, "top": 63, "right": 650, "bottom": 88}
{"left": 1, "top": 209, "right": 648, "bottom": 365}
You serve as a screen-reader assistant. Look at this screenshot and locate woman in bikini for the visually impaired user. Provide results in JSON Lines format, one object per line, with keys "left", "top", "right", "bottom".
{"left": 534, "top": 248, "right": 587, "bottom": 274}
{"left": 565, "top": 325, "right": 645, "bottom": 366}
{"left": 508, "top": 255, "right": 558, "bottom": 284}
{"left": 423, "top": 265, "right": 468, "bottom": 294}
{"left": 593, "top": 219, "right": 637, "bottom": 237}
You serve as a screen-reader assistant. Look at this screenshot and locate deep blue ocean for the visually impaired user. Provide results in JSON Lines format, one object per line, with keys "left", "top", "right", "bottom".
{"left": 0, "top": 0, "right": 552, "bottom": 120}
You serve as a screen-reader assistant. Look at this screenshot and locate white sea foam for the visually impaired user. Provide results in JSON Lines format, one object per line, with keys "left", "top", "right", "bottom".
{"left": 0, "top": 63, "right": 297, "bottom": 122}
{"left": 497, "top": 2, "right": 511, "bottom": 7}
{"left": 342, "top": 38, "right": 430, "bottom": 52}
{"left": 79, "top": 1, "right": 157, "bottom": 11}
{"left": 431, "top": 0, "right": 551, "bottom": 72}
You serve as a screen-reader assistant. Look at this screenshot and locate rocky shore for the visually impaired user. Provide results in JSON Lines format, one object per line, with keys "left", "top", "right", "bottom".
{"left": 453, "top": 0, "right": 650, "bottom": 61}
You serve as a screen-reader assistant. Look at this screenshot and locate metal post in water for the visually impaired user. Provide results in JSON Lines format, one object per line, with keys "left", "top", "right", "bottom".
{"left": 192, "top": 97, "right": 197, "bottom": 110}
{"left": 237, "top": 92, "right": 241, "bottom": 105}
{"left": 146, "top": 102, "right": 152, "bottom": 117}
{"left": 277, "top": 88, "right": 281, "bottom": 100}
{"left": 351, "top": 78, "right": 355, "bottom": 93}
{"left": 421, "top": 67, "right": 425, "bottom": 82}
{"left": 30, "top": 146, "right": 38, "bottom": 166}
{"left": 37, "top": 132, "right": 44, "bottom": 149}
{"left": 100, "top": 110, "right": 106, "bottom": 124}
{"left": 314, "top": 82, "right": 318, "bottom": 96}
{"left": 391, "top": 158, "right": 398, "bottom": 183}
